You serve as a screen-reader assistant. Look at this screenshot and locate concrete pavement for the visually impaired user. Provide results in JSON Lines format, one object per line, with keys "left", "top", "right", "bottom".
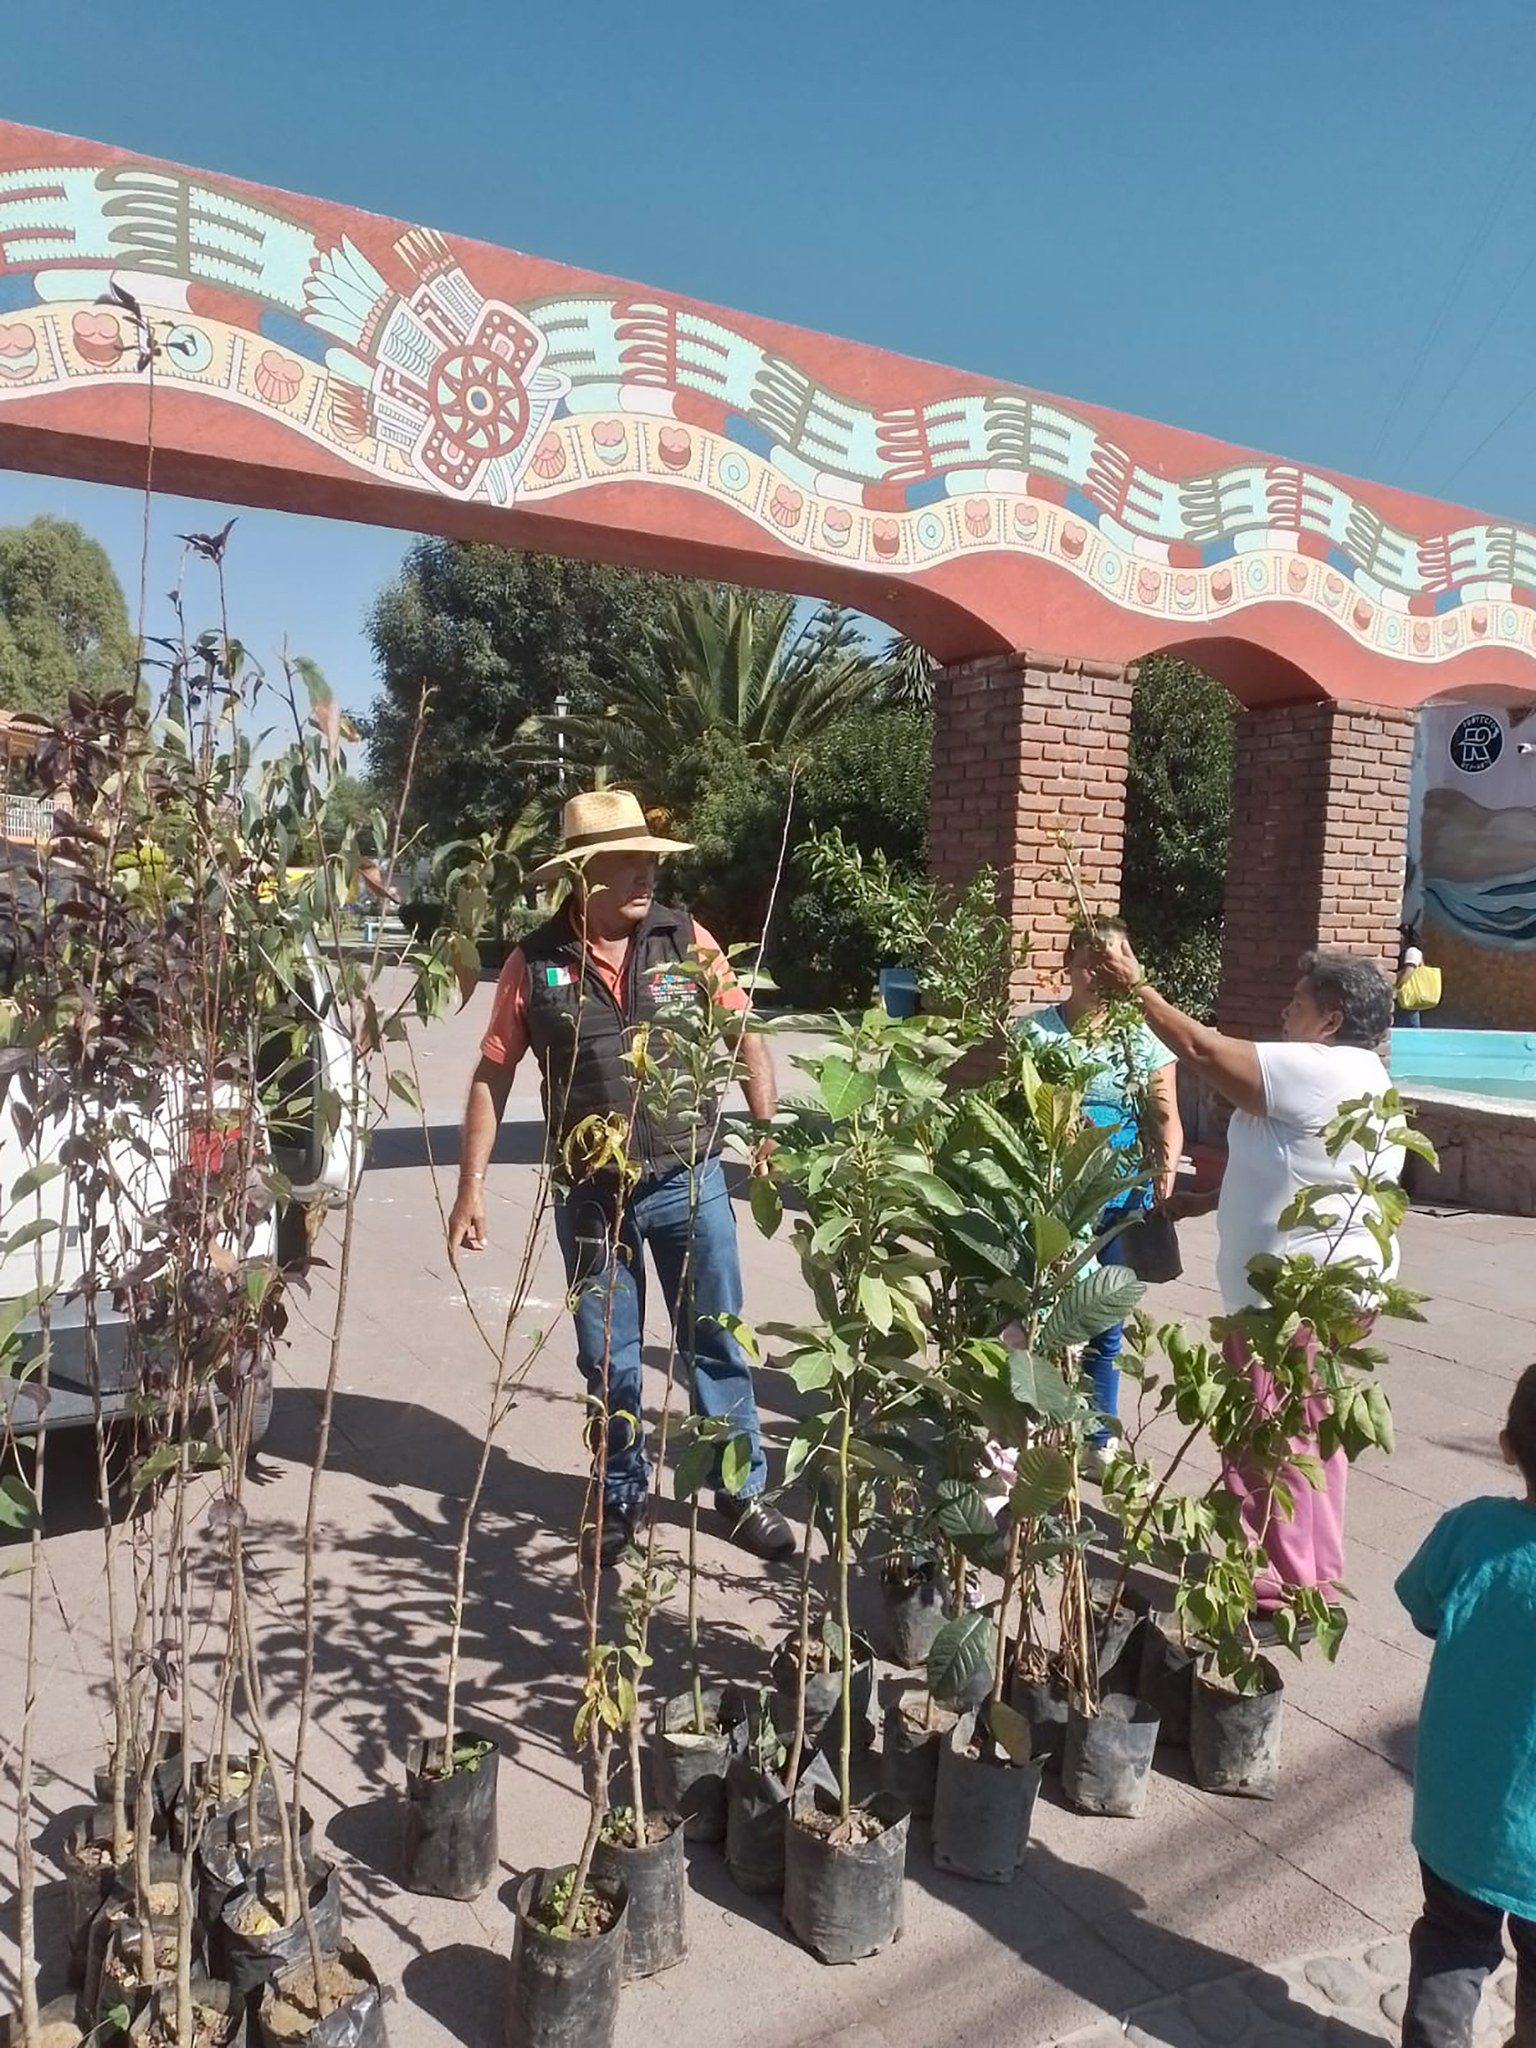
{"left": 4, "top": 977, "right": 1534, "bottom": 2047}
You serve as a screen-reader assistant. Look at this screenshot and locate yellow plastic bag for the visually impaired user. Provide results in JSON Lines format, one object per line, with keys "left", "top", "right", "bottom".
{"left": 1397, "top": 963, "right": 1442, "bottom": 1011}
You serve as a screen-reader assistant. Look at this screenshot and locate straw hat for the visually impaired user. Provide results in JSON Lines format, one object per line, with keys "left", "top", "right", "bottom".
{"left": 530, "top": 788, "right": 693, "bottom": 882}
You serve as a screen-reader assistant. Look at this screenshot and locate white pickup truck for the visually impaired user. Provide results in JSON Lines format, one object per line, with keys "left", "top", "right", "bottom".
{"left": 0, "top": 940, "right": 360, "bottom": 1457}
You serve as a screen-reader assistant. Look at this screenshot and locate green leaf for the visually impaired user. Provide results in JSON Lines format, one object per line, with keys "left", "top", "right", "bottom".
{"left": 0, "top": 1218, "right": 58, "bottom": 1258}
{"left": 719, "top": 1433, "right": 753, "bottom": 1496}
{"left": 0, "top": 1474, "right": 38, "bottom": 1531}
{"left": 927, "top": 1610, "right": 996, "bottom": 1708}
{"left": 857, "top": 1273, "right": 894, "bottom": 1335}
{"left": 673, "top": 1435, "right": 716, "bottom": 1501}
{"left": 1008, "top": 1445, "right": 1075, "bottom": 1517}
{"left": 940, "top": 1208, "right": 1017, "bottom": 1275}
{"left": 1039, "top": 1265, "right": 1145, "bottom": 1352}
{"left": 787, "top": 1349, "right": 836, "bottom": 1393}
{"left": 130, "top": 1441, "right": 182, "bottom": 1498}
{"left": 8, "top": 1160, "right": 62, "bottom": 1202}
{"left": 0, "top": 1289, "right": 43, "bottom": 1348}
{"left": 810, "top": 1212, "right": 855, "bottom": 1258}
{"left": 388, "top": 1068, "right": 422, "bottom": 1112}
{"left": 847, "top": 1439, "right": 909, "bottom": 1482}
{"left": 819, "top": 1056, "right": 876, "bottom": 1122}
{"left": 904, "top": 1169, "right": 965, "bottom": 1217}
{"left": 749, "top": 1175, "right": 782, "bottom": 1238}
{"left": 1031, "top": 1212, "right": 1072, "bottom": 1269}
{"left": 932, "top": 1476, "right": 996, "bottom": 1539}
{"left": 714, "top": 1312, "right": 760, "bottom": 1363}
{"left": 1006, "top": 1350, "right": 1077, "bottom": 1422}
{"left": 988, "top": 1696, "right": 1033, "bottom": 1765}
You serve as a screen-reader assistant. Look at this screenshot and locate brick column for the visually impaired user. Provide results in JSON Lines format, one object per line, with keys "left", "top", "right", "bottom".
{"left": 1218, "top": 699, "right": 1417, "bottom": 1039}
{"left": 930, "top": 652, "right": 1136, "bottom": 1003}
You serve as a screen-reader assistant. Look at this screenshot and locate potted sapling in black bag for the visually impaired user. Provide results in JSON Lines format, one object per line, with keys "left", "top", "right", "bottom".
{"left": 591, "top": 1547, "right": 687, "bottom": 1982}
{"left": 400, "top": 1298, "right": 511, "bottom": 1899}
{"left": 507, "top": 1638, "right": 630, "bottom": 2048}
{"left": 650, "top": 1417, "right": 748, "bottom": 1843}
{"left": 928, "top": 1445, "right": 1075, "bottom": 1883}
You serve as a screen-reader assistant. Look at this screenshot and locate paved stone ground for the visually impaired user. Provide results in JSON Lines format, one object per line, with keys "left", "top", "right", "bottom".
{"left": 1052, "top": 1940, "right": 1518, "bottom": 2048}
{"left": 3, "top": 977, "right": 1534, "bottom": 2048}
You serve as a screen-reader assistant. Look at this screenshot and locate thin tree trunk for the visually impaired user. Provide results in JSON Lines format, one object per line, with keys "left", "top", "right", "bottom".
{"left": 782, "top": 1480, "right": 818, "bottom": 1798}
{"left": 562, "top": 1724, "right": 615, "bottom": 1934}
{"left": 836, "top": 1403, "right": 853, "bottom": 1828}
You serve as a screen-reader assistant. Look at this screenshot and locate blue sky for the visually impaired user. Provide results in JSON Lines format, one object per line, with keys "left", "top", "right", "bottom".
{"left": 4, "top": 1, "right": 1536, "bottom": 718}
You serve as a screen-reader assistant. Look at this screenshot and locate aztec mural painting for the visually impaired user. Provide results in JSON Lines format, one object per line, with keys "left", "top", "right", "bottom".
{"left": 3, "top": 119, "right": 1536, "bottom": 706}
{"left": 1409, "top": 704, "right": 1536, "bottom": 1028}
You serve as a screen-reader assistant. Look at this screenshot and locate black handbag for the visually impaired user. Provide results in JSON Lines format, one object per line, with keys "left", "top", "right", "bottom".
{"left": 1116, "top": 1206, "right": 1183, "bottom": 1284}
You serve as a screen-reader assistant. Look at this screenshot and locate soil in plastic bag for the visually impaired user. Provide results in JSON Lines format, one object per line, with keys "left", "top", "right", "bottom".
{"left": 1006, "top": 1659, "right": 1070, "bottom": 1770}
{"left": 1190, "top": 1659, "right": 1284, "bottom": 1799}
{"left": 931, "top": 1709, "right": 1042, "bottom": 1884}
{"left": 879, "top": 1693, "right": 953, "bottom": 1821}
{"left": 199, "top": 1811, "right": 314, "bottom": 1975}
{"left": 220, "top": 1859, "right": 342, "bottom": 2000}
{"left": 1062, "top": 1692, "right": 1160, "bottom": 1818}
{"left": 650, "top": 1688, "right": 740, "bottom": 1843}
{"left": 6, "top": 1993, "right": 84, "bottom": 2048}
{"left": 591, "top": 1810, "right": 686, "bottom": 1979}
{"left": 86, "top": 1843, "right": 195, "bottom": 2023}
{"left": 255, "top": 1942, "right": 386, "bottom": 2048}
{"left": 174, "top": 1756, "right": 281, "bottom": 1856}
{"left": 1137, "top": 1619, "right": 1195, "bottom": 1748}
{"left": 877, "top": 1568, "right": 950, "bottom": 1669}
{"left": 506, "top": 1866, "right": 627, "bottom": 2048}
{"left": 129, "top": 1975, "right": 244, "bottom": 2048}
{"left": 783, "top": 1787, "right": 909, "bottom": 1965}
{"left": 402, "top": 1729, "right": 499, "bottom": 1900}
{"left": 64, "top": 1809, "right": 124, "bottom": 1986}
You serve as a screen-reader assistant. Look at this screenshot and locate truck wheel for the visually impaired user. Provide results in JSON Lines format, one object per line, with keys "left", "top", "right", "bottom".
{"left": 275, "top": 1201, "right": 311, "bottom": 1274}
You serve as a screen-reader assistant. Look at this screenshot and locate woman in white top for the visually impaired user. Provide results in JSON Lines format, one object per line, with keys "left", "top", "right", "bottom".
{"left": 1096, "top": 936, "right": 1404, "bottom": 1610}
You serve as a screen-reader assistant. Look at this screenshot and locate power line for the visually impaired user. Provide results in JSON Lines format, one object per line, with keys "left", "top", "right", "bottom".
{"left": 1365, "top": 109, "right": 1536, "bottom": 474}
{"left": 1398, "top": 242, "right": 1536, "bottom": 472}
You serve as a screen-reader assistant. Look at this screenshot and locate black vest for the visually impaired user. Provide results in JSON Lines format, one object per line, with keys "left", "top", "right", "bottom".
{"left": 521, "top": 902, "right": 723, "bottom": 1174}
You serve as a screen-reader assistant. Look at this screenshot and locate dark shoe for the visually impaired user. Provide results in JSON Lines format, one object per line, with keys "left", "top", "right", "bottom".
{"left": 1250, "top": 1608, "right": 1315, "bottom": 1649}
{"left": 715, "top": 1493, "right": 797, "bottom": 1561}
{"left": 582, "top": 1504, "right": 638, "bottom": 1575}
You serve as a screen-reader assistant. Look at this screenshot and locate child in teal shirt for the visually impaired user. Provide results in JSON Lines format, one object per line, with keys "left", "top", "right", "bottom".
{"left": 1396, "top": 1362, "right": 1536, "bottom": 2048}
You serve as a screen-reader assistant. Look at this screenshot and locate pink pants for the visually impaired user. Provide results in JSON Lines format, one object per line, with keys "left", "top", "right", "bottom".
{"left": 1220, "top": 1327, "right": 1348, "bottom": 1608}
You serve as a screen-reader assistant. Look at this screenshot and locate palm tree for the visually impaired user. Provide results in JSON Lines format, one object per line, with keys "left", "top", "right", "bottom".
{"left": 530, "top": 587, "right": 883, "bottom": 793}
{"left": 876, "top": 634, "right": 936, "bottom": 713}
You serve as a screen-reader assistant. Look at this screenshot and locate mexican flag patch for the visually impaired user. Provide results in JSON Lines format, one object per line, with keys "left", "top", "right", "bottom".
{"left": 543, "top": 965, "right": 574, "bottom": 987}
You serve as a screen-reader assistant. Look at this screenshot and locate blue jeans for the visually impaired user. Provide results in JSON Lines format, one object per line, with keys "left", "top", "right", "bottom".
{"left": 1083, "top": 1227, "right": 1133, "bottom": 1446}
{"left": 1395, "top": 1007, "right": 1423, "bottom": 1029}
{"left": 554, "top": 1157, "right": 768, "bottom": 1514}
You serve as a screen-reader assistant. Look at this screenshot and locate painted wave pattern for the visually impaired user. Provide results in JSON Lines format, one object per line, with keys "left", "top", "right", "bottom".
{"left": 1, "top": 159, "right": 1535, "bottom": 651}
{"left": 1425, "top": 869, "right": 1536, "bottom": 951}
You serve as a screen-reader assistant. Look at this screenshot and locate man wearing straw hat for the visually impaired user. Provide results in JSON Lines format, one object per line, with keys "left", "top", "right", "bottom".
{"left": 448, "top": 788, "right": 796, "bottom": 1569}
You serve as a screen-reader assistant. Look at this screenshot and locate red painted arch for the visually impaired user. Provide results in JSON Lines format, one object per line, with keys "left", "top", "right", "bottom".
{"left": 0, "top": 118, "right": 1533, "bottom": 708}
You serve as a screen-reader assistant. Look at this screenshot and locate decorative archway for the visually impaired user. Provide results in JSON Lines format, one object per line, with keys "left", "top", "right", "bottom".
{"left": 4, "top": 118, "right": 1536, "bottom": 997}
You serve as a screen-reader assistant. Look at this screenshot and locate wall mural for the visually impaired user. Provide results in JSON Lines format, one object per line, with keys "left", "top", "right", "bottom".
{"left": 1412, "top": 705, "right": 1536, "bottom": 1027}
{"left": 5, "top": 155, "right": 1536, "bottom": 673}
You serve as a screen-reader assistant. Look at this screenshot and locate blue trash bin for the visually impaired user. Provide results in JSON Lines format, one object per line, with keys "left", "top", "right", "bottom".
{"left": 878, "top": 965, "right": 919, "bottom": 1018}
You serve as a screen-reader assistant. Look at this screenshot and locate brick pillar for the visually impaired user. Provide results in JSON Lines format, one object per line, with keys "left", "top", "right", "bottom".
{"left": 1218, "top": 699, "right": 1417, "bottom": 1039}
{"left": 930, "top": 652, "right": 1136, "bottom": 1003}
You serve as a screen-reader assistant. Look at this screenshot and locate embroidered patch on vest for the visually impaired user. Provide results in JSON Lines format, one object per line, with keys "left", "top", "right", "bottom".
{"left": 542, "top": 965, "right": 573, "bottom": 987}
